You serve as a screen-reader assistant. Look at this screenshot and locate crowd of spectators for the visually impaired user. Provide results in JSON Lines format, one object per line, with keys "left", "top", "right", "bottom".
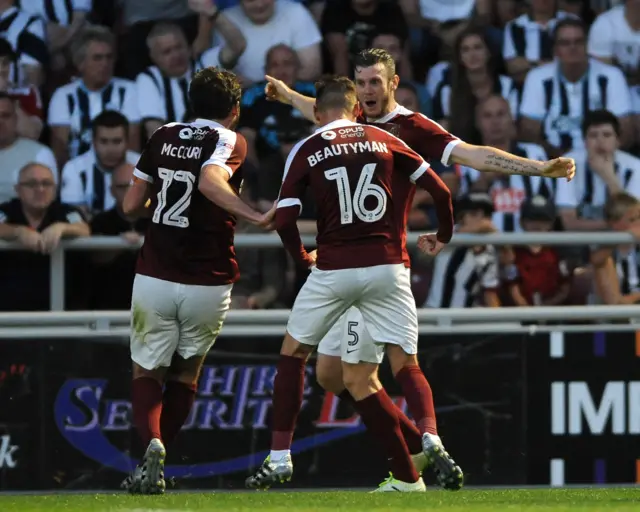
{"left": 0, "top": 0, "right": 639, "bottom": 312}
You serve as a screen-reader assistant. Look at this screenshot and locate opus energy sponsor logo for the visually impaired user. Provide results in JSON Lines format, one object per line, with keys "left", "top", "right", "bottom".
{"left": 54, "top": 365, "right": 374, "bottom": 478}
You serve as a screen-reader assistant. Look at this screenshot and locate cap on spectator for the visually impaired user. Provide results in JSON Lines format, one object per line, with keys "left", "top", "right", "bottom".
{"left": 419, "top": 0, "right": 475, "bottom": 23}
{"left": 0, "top": 38, "right": 15, "bottom": 60}
{"left": 521, "top": 195, "right": 557, "bottom": 222}
{"left": 456, "top": 192, "right": 494, "bottom": 217}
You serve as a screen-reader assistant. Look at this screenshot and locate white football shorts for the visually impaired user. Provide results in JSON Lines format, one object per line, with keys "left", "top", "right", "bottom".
{"left": 130, "top": 274, "right": 232, "bottom": 370}
{"left": 287, "top": 263, "right": 418, "bottom": 359}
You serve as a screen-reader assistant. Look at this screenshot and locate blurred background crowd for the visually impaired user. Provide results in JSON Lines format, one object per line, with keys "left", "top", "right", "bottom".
{"left": 1, "top": 0, "right": 640, "bottom": 313}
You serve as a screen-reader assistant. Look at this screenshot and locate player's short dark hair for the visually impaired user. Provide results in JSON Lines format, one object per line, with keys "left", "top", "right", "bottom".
{"left": 605, "top": 192, "right": 640, "bottom": 222}
{"left": 353, "top": 48, "right": 396, "bottom": 79}
{"left": 552, "top": 18, "right": 587, "bottom": 46}
{"left": 92, "top": 110, "right": 129, "bottom": 137}
{"left": 582, "top": 109, "right": 620, "bottom": 137}
{"left": 0, "top": 38, "right": 14, "bottom": 60}
{"left": 189, "top": 67, "right": 241, "bottom": 121}
{"left": 315, "top": 75, "right": 357, "bottom": 113}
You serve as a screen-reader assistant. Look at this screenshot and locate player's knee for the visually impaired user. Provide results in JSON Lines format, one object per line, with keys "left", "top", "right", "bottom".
{"left": 166, "top": 354, "right": 204, "bottom": 386}
{"left": 132, "top": 363, "right": 165, "bottom": 382}
{"left": 386, "top": 344, "right": 418, "bottom": 376}
{"left": 281, "top": 332, "right": 314, "bottom": 359}
{"left": 341, "top": 362, "right": 379, "bottom": 400}
{"left": 316, "top": 356, "right": 344, "bottom": 394}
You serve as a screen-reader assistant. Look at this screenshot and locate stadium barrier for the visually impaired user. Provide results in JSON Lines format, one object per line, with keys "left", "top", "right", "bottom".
{"left": 0, "top": 231, "right": 637, "bottom": 311}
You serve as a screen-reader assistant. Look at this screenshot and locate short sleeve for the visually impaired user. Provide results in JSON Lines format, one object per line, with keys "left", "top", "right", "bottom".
{"left": 290, "top": 3, "right": 323, "bottom": 49}
{"left": 17, "top": 17, "right": 47, "bottom": 67}
{"left": 277, "top": 140, "right": 309, "bottom": 212}
{"left": 122, "top": 82, "right": 141, "bottom": 123}
{"left": 60, "top": 160, "right": 85, "bottom": 205}
{"left": 136, "top": 72, "right": 166, "bottom": 121}
{"left": 47, "top": 87, "right": 70, "bottom": 126}
{"left": 502, "top": 22, "right": 517, "bottom": 60}
{"left": 387, "top": 133, "right": 429, "bottom": 182}
{"left": 201, "top": 130, "right": 247, "bottom": 177}
{"left": 412, "top": 113, "right": 460, "bottom": 166}
{"left": 133, "top": 134, "right": 157, "bottom": 183}
{"left": 519, "top": 70, "right": 546, "bottom": 121}
{"left": 605, "top": 67, "right": 632, "bottom": 117}
{"left": 587, "top": 14, "right": 613, "bottom": 59}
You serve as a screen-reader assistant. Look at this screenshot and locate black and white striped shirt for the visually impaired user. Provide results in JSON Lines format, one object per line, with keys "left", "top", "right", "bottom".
{"left": 432, "top": 70, "right": 520, "bottom": 121}
{"left": 60, "top": 149, "right": 141, "bottom": 214}
{"left": 48, "top": 78, "right": 140, "bottom": 159}
{"left": 0, "top": 6, "right": 47, "bottom": 84}
{"left": 16, "top": 0, "right": 92, "bottom": 26}
{"left": 135, "top": 49, "right": 220, "bottom": 124}
{"left": 555, "top": 148, "right": 640, "bottom": 217}
{"left": 520, "top": 59, "right": 632, "bottom": 150}
{"left": 503, "top": 11, "right": 575, "bottom": 64}
{"left": 460, "top": 143, "right": 554, "bottom": 232}
{"left": 615, "top": 247, "right": 640, "bottom": 295}
{"left": 426, "top": 245, "right": 499, "bottom": 308}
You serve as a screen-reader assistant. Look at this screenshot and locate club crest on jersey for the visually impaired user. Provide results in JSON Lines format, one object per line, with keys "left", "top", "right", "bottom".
{"left": 179, "top": 127, "right": 208, "bottom": 141}
{"left": 321, "top": 130, "right": 337, "bottom": 140}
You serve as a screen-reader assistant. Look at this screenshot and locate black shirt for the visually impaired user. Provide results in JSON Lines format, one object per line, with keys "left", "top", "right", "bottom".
{"left": 0, "top": 199, "right": 85, "bottom": 311}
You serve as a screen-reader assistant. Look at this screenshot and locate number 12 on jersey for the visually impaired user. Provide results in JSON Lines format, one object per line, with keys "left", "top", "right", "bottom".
{"left": 324, "top": 164, "right": 387, "bottom": 224}
{"left": 152, "top": 168, "right": 195, "bottom": 228}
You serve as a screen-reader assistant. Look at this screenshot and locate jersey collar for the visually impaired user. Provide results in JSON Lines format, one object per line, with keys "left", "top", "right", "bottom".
{"left": 193, "top": 118, "right": 226, "bottom": 130}
{"left": 314, "top": 118, "right": 358, "bottom": 133}
{"left": 367, "top": 103, "right": 413, "bottom": 124}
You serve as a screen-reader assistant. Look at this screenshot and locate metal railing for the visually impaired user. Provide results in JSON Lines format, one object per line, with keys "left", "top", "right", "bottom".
{"left": 0, "top": 232, "right": 637, "bottom": 311}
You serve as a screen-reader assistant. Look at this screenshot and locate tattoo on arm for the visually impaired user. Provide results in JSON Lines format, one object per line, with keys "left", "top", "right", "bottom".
{"left": 483, "top": 154, "right": 541, "bottom": 177}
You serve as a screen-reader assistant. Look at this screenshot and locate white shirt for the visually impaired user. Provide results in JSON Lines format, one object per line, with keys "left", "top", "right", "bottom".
{"left": 0, "top": 138, "right": 57, "bottom": 203}
{"left": 17, "top": 0, "right": 92, "bottom": 25}
{"left": 48, "top": 78, "right": 140, "bottom": 159}
{"left": 425, "top": 61, "right": 449, "bottom": 97}
{"left": 60, "top": 149, "right": 141, "bottom": 213}
{"left": 555, "top": 148, "right": 640, "bottom": 213}
{"left": 520, "top": 59, "right": 632, "bottom": 149}
{"left": 215, "top": 0, "right": 322, "bottom": 84}
{"left": 503, "top": 12, "right": 575, "bottom": 63}
{"left": 0, "top": 6, "right": 46, "bottom": 84}
{"left": 588, "top": 5, "right": 640, "bottom": 75}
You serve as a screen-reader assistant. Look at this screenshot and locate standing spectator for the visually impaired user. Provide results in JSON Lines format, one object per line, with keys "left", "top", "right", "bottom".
{"left": 555, "top": 110, "right": 640, "bottom": 231}
{"left": 136, "top": 21, "right": 245, "bottom": 137}
{"left": 89, "top": 162, "right": 148, "bottom": 310}
{"left": 519, "top": 18, "right": 633, "bottom": 157}
{"left": 505, "top": 195, "right": 571, "bottom": 307}
{"left": 321, "top": 0, "right": 408, "bottom": 77}
{"left": 503, "top": 0, "right": 575, "bottom": 83}
{"left": 48, "top": 26, "right": 140, "bottom": 167}
{"left": 0, "top": 38, "right": 43, "bottom": 139}
{"left": 433, "top": 26, "right": 519, "bottom": 143}
{"left": 211, "top": 0, "right": 322, "bottom": 85}
{"left": 0, "top": 162, "right": 89, "bottom": 311}
{"left": 0, "top": 93, "right": 56, "bottom": 203}
{"left": 425, "top": 193, "right": 501, "bottom": 308}
{"left": 60, "top": 110, "right": 140, "bottom": 218}
{"left": 591, "top": 192, "right": 640, "bottom": 304}
{"left": 238, "top": 43, "right": 315, "bottom": 203}
{"left": 588, "top": 0, "right": 640, "bottom": 85}
{"left": 0, "top": 0, "right": 47, "bottom": 87}
{"left": 461, "top": 95, "right": 552, "bottom": 232}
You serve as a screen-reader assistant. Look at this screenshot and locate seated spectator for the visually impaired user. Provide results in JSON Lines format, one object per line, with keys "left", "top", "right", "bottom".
{"left": 17, "top": 0, "right": 91, "bottom": 74}
{"left": 371, "top": 33, "right": 430, "bottom": 115}
{"left": 0, "top": 38, "right": 43, "bottom": 139}
{"left": 238, "top": 44, "right": 315, "bottom": 206}
{"left": 0, "top": 163, "right": 89, "bottom": 311}
{"left": 48, "top": 25, "right": 140, "bottom": 167}
{"left": 588, "top": 0, "right": 640, "bottom": 85}
{"left": 321, "top": 0, "right": 408, "bottom": 77}
{"left": 60, "top": 110, "right": 140, "bottom": 218}
{"left": 425, "top": 193, "right": 501, "bottom": 308}
{"left": 137, "top": 21, "right": 246, "bottom": 138}
{"left": 0, "top": 0, "right": 47, "bottom": 87}
{"left": 0, "top": 93, "right": 56, "bottom": 203}
{"left": 505, "top": 195, "right": 571, "bottom": 306}
{"left": 461, "top": 95, "right": 552, "bottom": 232}
{"left": 503, "top": 0, "right": 575, "bottom": 83}
{"left": 187, "top": 0, "right": 247, "bottom": 64}
{"left": 556, "top": 110, "right": 640, "bottom": 231}
{"left": 519, "top": 18, "right": 633, "bottom": 157}
{"left": 591, "top": 192, "right": 640, "bottom": 305}
{"left": 90, "top": 163, "right": 148, "bottom": 309}
{"left": 433, "top": 25, "right": 519, "bottom": 143}
{"left": 213, "top": 0, "right": 322, "bottom": 85}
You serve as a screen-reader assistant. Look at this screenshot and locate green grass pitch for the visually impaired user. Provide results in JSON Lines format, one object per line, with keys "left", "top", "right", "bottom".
{"left": 1, "top": 489, "right": 639, "bottom": 512}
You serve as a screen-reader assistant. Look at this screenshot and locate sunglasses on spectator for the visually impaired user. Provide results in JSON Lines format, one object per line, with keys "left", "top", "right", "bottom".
{"left": 19, "top": 180, "right": 55, "bottom": 189}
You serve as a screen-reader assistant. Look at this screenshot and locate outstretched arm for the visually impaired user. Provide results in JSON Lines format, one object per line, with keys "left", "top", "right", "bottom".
{"left": 450, "top": 142, "right": 575, "bottom": 180}
{"left": 265, "top": 75, "right": 316, "bottom": 122}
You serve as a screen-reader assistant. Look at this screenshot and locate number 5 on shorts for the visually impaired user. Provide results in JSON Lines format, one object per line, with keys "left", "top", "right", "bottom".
{"left": 347, "top": 321, "right": 359, "bottom": 347}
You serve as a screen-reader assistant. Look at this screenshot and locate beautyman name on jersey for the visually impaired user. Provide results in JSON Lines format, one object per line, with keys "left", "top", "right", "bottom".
{"left": 161, "top": 143, "right": 203, "bottom": 160}
{"left": 310, "top": 134, "right": 388, "bottom": 167}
